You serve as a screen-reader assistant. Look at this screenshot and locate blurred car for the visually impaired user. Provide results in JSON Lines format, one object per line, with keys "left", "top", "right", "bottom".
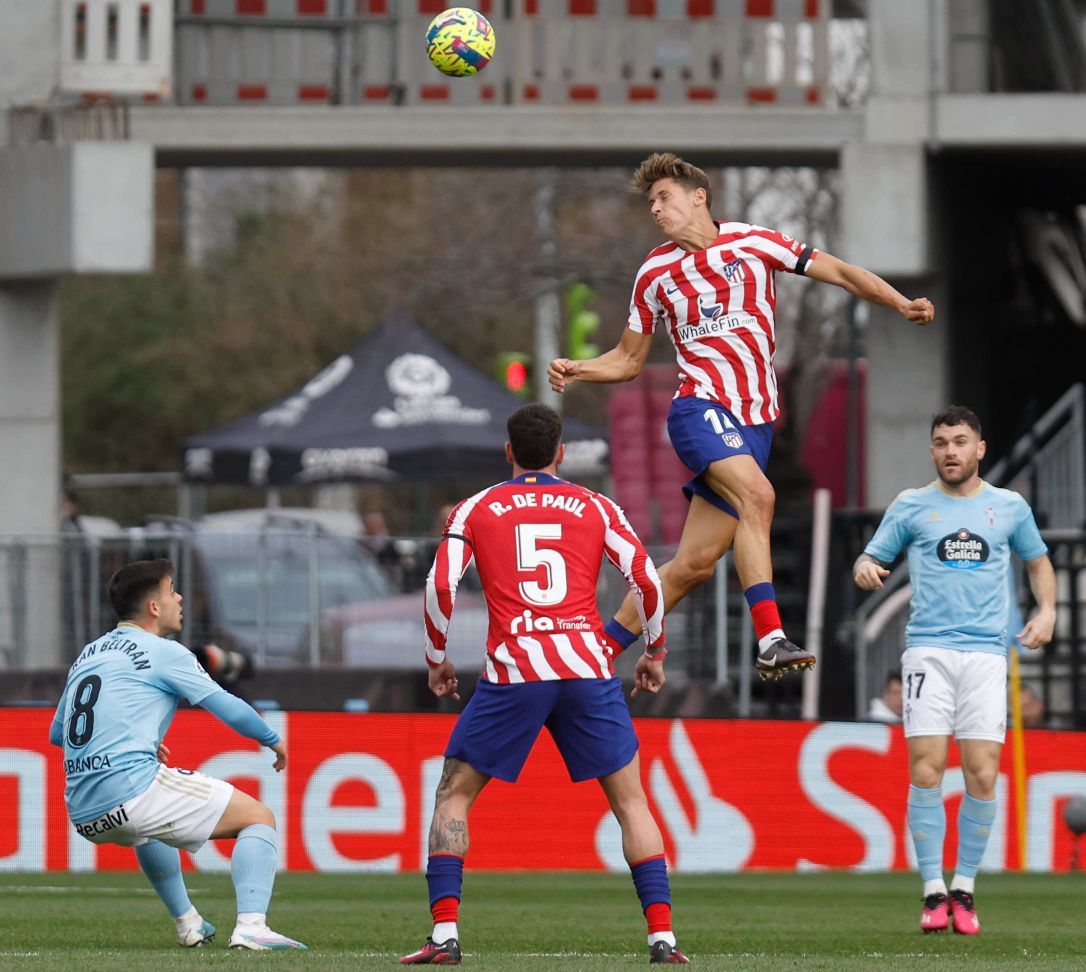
{"left": 133, "top": 509, "right": 488, "bottom": 668}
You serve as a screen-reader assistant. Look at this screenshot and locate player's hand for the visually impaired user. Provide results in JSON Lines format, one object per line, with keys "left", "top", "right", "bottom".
{"left": 429, "top": 659, "right": 461, "bottom": 701}
{"left": 854, "top": 561, "right": 891, "bottom": 590}
{"left": 156, "top": 743, "right": 170, "bottom": 765}
{"left": 1017, "top": 608, "right": 1056, "bottom": 650}
{"left": 631, "top": 652, "right": 666, "bottom": 697}
{"left": 270, "top": 740, "right": 287, "bottom": 773}
{"left": 547, "top": 357, "right": 581, "bottom": 394}
{"left": 901, "top": 297, "right": 935, "bottom": 325}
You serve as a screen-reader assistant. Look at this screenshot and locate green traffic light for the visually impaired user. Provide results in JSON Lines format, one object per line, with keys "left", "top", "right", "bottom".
{"left": 565, "top": 283, "right": 600, "bottom": 360}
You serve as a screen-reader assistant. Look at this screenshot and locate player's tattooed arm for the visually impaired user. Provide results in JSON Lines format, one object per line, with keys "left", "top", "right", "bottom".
{"left": 853, "top": 553, "right": 891, "bottom": 590}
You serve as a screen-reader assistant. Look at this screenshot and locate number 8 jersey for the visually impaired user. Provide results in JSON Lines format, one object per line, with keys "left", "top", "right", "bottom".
{"left": 53, "top": 626, "right": 224, "bottom": 823}
{"left": 425, "top": 473, "right": 665, "bottom": 682}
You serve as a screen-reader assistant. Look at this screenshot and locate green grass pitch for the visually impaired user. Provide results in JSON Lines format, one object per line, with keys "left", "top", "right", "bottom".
{"left": 2, "top": 871, "right": 1084, "bottom": 970}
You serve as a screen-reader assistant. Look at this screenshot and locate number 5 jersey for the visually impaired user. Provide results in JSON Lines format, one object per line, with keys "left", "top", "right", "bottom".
{"left": 425, "top": 473, "right": 665, "bottom": 682}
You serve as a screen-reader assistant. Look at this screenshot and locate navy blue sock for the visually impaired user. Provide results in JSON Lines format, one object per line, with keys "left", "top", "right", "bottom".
{"left": 743, "top": 582, "right": 776, "bottom": 609}
{"left": 426, "top": 854, "right": 464, "bottom": 908}
{"left": 604, "top": 619, "right": 639, "bottom": 652}
{"left": 629, "top": 854, "right": 671, "bottom": 910}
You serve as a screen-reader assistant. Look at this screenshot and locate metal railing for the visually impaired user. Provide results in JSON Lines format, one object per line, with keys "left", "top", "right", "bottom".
{"left": 170, "top": 1, "right": 835, "bottom": 108}
{"left": 854, "top": 384, "right": 1086, "bottom": 720}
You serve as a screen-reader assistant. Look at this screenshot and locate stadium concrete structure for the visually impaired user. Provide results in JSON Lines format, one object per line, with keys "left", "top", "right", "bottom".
{"left": 2, "top": 0, "right": 1086, "bottom": 667}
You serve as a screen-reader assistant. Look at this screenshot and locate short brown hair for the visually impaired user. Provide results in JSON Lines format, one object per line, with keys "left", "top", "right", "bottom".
{"left": 930, "top": 405, "right": 982, "bottom": 438}
{"left": 507, "top": 403, "right": 563, "bottom": 471}
{"left": 108, "top": 559, "right": 174, "bottom": 621}
{"left": 631, "top": 152, "right": 712, "bottom": 210}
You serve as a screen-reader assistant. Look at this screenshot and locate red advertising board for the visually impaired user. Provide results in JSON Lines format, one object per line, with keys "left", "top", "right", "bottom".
{"left": 3, "top": 709, "right": 1085, "bottom": 873}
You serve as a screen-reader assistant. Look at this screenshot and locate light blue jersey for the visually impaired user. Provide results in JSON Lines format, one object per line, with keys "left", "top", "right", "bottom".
{"left": 52, "top": 624, "right": 226, "bottom": 823}
{"left": 865, "top": 481, "right": 1047, "bottom": 654}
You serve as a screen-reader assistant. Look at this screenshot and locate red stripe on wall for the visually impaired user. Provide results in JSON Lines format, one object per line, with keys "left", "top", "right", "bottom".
{"left": 237, "top": 83, "right": 268, "bottom": 100}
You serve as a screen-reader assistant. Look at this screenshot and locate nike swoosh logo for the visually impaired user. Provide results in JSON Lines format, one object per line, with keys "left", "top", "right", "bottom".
{"left": 664, "top": 285, "right": 680, "bottom": 295}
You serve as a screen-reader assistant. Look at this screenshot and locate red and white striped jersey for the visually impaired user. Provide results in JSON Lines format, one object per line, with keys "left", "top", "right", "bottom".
{"left": 627, "top": 221, "right": 817, "bottom": 425}
{"left": 424, "top": 473, "right": 665, "bottom": 683}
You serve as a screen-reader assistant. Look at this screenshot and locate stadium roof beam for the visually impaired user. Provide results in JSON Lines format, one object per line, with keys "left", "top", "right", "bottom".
{"left": 131, "top": 106, "right": 865, "bottom": 170}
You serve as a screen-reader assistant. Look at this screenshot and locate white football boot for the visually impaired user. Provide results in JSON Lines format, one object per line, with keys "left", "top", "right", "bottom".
{"left": 177, "top": 917, "right": 216, "bottom": 947}
{"left": 229, "top": 922, "right": 307, "bottom": 950}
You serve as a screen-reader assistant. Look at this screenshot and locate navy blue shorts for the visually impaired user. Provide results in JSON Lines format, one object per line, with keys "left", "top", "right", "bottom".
{"left": 445, "top": 677, "right": 638, "bottom": 783}
{"left": 667, "top": 395, "right": 774, "bottom": 519}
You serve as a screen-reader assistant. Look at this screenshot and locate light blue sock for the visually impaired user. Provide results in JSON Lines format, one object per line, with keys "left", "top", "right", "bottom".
{"left": 907, "top": 785, "right": 946, "bottom": 883}
{"left": 955, "top": 794, "right": 997, "bottom": 879}
{"left": 135, "top": 840, "right": 193, "bottom": 919}
{"left": 232, "top": 824, "right": 278, "bottom": 916}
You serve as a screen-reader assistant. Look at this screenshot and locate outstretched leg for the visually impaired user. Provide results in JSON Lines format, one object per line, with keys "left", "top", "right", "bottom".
{"left": 135, "top": 840, "right": 214, "bottom": 947}
{"left": 402, "top": 758, "right": 490, "bottom": 965}
{"left": 607, "top": 495, "right": 737, "bottom": 646}
{"left": 598, "top": 755, "right": 689, "bottom": 965}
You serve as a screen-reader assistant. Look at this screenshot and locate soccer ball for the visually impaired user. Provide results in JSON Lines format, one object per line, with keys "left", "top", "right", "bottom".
{"left": 425, "top": 7, "right": 495, "bottom": 78}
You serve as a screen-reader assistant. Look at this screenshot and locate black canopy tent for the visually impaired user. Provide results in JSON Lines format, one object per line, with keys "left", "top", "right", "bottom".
{"left": 181, "top": 314, "right": 609, "bottom": 487}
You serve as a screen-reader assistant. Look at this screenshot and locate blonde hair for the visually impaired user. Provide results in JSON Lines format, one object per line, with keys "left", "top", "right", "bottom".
{"left": 631, "top": 152, "right": 712, "bottom": 211}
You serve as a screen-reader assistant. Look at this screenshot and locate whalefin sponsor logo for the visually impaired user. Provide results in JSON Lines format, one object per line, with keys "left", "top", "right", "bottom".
{"left": 676, "top": 313, "right": 759, "bottom": 344}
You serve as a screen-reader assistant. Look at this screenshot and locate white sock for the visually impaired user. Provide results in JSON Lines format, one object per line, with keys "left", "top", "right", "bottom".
{"left": 757, "top": 629, "right": 786, "bottom": 653}
{"left": 237, "top": 912, "right": 266, "bottom": 927}
{"left": 432, "top": 921, "right": 458, "bottom": 943}
{"left": 648, "top": 931, "right": 676, "bottom": 947}
{"left": 923, "top": 878, "right": 947, "bottom": 897}
{"left": 950, "top": 874, "right": 975, "bottom": 894}
{"left": 173, "top": 906, "right": 199, "bottom": 929}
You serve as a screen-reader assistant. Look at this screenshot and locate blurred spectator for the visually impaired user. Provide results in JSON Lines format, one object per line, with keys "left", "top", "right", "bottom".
{"left": 361, "top": 510, "right": 406, "bottom": 587}
{"left": 61, "top": 489, "right": 84, "bottom": 534}
{"left": 867, "top": 669, "right": 903, "bottom": 724}
{"left": 1018, "top": 684, "right": 1048, "bottom": 729}
{"left": 427, "top": 502, "right": 481, "bottom": 592}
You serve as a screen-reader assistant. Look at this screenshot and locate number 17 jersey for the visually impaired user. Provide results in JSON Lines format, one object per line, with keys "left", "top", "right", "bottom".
{"left": 425, "top": 473, "right": 665, "bottom": 683}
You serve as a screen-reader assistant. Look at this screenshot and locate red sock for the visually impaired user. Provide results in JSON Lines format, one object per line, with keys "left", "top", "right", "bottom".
{"left": 750, "top": 599, "right": 783, "bottom": 641}
{"left": 645, "top": 902, "right": 671, "bottom": 934}
{"left": 431, "top": 896, "right": 459, "bottom": 924}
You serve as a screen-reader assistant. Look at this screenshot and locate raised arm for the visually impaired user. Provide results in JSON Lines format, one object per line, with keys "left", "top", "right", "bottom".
{"left": 1018, "top": 554, "right": 1057, "bottom": 650}
{"left": 805, "top": 251, "right": 935, "bottom": 325}
{"left": 548, "top": 328, "right": 654, "bottom": 394}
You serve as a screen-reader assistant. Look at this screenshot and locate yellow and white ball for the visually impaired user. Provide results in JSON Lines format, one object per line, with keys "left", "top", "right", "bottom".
{"left": 425, "top": 7, "right": 496, "bottom": 78}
